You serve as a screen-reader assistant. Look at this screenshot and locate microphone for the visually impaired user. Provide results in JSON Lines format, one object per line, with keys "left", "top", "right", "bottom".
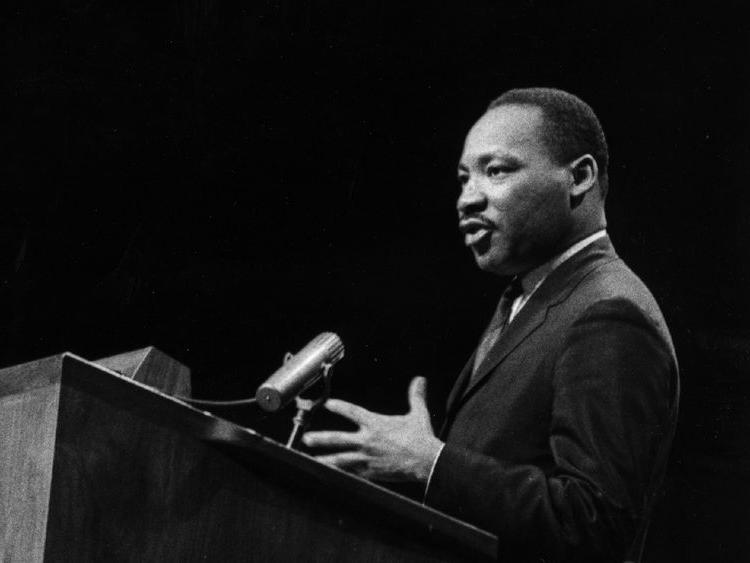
{"left": 255, "top": 332, "right": 344, "bottom": 412}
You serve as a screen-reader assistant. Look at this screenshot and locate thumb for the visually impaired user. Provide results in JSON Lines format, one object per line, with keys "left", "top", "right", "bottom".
{"left": 407, "top": 376, "right": 429, "bottom": 417}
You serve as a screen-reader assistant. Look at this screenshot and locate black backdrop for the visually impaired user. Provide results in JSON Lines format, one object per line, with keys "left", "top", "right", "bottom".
{"left": 3, "top": 2, "right": 749, "bottom": 560}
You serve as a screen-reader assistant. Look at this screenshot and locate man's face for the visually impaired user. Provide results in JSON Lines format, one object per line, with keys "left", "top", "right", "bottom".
{"left": 457, "top": 104, "right": 574, "bottom": 276}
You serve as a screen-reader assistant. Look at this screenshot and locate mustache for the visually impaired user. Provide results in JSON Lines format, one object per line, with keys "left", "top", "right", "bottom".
{"left": 458, "top": 216, "right": 495, "bottom": 233}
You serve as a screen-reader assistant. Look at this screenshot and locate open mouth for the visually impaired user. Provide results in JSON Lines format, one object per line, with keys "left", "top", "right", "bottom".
{"left": 460, "top": 219, "right": 494, "bottom": 247}
{"left": 465, "top": 228, "right": 491, "bottom": 246}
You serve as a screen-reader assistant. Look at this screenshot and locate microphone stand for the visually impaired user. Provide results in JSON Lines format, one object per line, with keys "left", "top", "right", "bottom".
{"left": 286, "top": 362, "right": 333, "bottom": 449}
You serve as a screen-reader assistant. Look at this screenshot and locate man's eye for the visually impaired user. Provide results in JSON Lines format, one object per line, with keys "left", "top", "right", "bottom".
{"left": 457, "top": 174, "right": 469, "bottom": 186}
{"left": 486, "top": 165, "right": 510, "bottom": 177}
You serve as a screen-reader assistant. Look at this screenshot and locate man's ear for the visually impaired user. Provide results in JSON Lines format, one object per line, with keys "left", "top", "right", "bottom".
{"left": 568, "top": 154, "right": 598, "bottom": 208}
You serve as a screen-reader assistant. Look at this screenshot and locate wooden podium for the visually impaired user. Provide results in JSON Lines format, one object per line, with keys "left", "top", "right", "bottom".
{"left": 0, "top": 349, "right": 497, "bottom": 562}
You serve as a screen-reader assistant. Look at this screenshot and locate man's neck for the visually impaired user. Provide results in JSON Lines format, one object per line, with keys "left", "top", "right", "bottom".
{"left": 518, "top": 229, "right": 607, "bottom": 298}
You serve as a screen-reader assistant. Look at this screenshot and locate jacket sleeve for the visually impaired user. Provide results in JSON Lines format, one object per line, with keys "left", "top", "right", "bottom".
{"left": 424, "top": 298, "right": 678, "bottom": 562}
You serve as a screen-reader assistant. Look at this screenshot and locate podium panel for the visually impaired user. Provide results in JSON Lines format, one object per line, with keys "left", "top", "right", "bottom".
{"left": 0, "top": 352, "right": 497, "bottom": 562}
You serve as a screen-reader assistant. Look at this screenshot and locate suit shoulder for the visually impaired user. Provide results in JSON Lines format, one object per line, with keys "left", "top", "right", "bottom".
{"left": 571, "top": 258, "right": 658, "bottom": 311}
{"left": 563, "top": 258, "right": 675, "bottom": 354}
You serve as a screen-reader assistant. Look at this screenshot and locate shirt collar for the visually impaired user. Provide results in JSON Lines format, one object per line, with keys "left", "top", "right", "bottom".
{"left": 519, "top": 229, "right": 607, "bottom": 297}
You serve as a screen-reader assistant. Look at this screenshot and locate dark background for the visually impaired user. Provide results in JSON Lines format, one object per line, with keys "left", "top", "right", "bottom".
{"left": 3, "top": 1, "right": 749, "bottom": 560}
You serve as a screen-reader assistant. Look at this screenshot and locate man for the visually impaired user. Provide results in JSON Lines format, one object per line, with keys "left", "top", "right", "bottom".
{"left": 303, "top": 88, "right": 679, "bottom": 562}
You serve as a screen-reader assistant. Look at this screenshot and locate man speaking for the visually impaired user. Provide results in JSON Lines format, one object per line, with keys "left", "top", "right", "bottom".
{"left": 303, "top": 88, "right": 679, "bottom": 562}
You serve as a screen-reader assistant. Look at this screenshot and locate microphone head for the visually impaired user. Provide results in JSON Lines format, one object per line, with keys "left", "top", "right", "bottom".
{"left": 255, "top": 332, "right": 344, "bottom": 412}
{"left": 312, "top": 332, "right": 345, "bottom": 364}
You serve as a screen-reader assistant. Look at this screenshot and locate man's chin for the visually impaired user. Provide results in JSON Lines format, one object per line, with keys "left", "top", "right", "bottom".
{"left": 473, "top": 250, "right": 524, "bottom": 277}
{"left": 474, "top": 253, "right": 508, "bottom": 276}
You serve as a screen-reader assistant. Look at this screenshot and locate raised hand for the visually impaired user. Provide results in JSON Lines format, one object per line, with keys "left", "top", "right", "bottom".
{"left": 302, "top": 376, "right": 444, "bottom": 483}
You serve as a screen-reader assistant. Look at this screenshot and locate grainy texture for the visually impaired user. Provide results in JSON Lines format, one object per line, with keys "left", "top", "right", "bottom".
{"left": 0, "top": 355, "right": 63, "bottom": 563}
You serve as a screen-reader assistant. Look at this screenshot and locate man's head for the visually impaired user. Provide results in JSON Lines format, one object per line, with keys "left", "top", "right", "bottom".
{"left": 457, "top": 87, "right": 608, "bottom": 276}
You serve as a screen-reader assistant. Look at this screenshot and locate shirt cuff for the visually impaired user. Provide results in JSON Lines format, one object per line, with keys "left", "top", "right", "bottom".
{"left": 422, "top": 442, "right": 446, "bottom": 503}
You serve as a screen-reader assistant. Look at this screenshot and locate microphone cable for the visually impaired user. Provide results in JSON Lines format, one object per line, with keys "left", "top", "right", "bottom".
{"left": 172, "top": 395, "right": 257, "bottom": 406}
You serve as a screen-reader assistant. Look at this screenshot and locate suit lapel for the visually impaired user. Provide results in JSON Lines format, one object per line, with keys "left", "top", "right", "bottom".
{"left": 443, "top": 352, "right": 476, "bottom": 420}
{"left": 442, "top": 236, "right": 619, "bottom": 424}
{"left": 440, "top": 305, "right": 549, "bottom": 437}
{"left": 448, "top": 291, "right": 550, "bottom": 415}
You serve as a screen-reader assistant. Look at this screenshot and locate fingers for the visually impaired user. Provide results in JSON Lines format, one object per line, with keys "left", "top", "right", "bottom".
{"left": 315, "top": 451, "right": 367, "bottom": 470}
{"left": 324, "top": 398, "right": 374, "bottom": 425}
{"left": 407, "top": 376, "right": 429, "bottom": 415}
{"left": 302, "top": 430, "right": 361, "bottom": 449}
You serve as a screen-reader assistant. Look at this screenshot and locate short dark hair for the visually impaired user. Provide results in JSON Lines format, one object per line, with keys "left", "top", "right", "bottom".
{"left": 488, "top": 87, "right": 609, "bottom": 198}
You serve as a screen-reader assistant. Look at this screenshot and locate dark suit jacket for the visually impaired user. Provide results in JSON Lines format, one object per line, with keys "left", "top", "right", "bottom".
{"left": 424, "top": 237, "right": 679, "bottom": 562}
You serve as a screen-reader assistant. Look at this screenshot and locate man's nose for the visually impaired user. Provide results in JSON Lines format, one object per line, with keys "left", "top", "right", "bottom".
{"left": 456, "top": 180, "right": 487, "bottom": 215}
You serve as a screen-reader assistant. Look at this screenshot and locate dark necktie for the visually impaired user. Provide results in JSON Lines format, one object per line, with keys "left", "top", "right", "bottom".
{"left": 470, "top": 277, "right": 524, "bottom": 383}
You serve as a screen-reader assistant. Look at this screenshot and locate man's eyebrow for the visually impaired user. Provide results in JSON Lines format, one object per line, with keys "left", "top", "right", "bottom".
{"left": 463, "top": 152, "right": 519, "bottom": 166}
{"left": 480, "top": 152, "right": 521, "bottom": 163}
{"left": 457, "top": 153, "right": 496, "bottom": 171}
